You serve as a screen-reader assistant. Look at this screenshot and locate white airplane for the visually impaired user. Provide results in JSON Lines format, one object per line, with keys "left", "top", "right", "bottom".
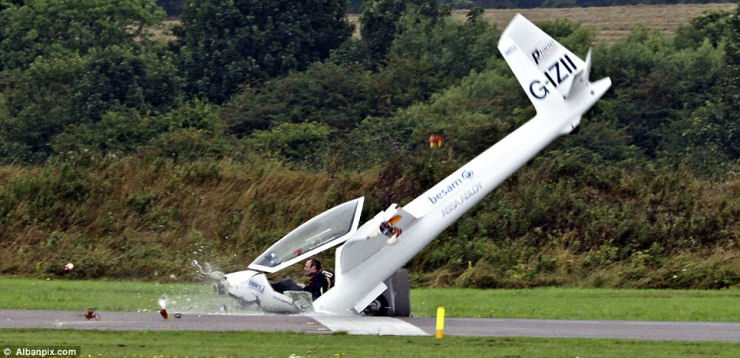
{"left": 209, "top": 14, "right": 612, "bottom": 316}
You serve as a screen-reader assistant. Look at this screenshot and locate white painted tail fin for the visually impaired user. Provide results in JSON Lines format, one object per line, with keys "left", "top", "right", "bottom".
{"left": 498, "top": 14, "right": 590, "bottom": 115}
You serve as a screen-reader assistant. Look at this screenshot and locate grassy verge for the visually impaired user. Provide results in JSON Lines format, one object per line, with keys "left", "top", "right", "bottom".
{"left": 0, "top": 277, "right": 212, "bottom": 312}
{"left": 411, "top": 287, "right": 740, "bottom": 321}
{"left": 1, "top": 277, "right": 738, "bottom": 322}
{"left": 1, "top": 329, "right": 739, "bottom": 358}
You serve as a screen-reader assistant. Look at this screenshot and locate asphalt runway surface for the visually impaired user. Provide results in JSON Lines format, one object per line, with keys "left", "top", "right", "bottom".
{"left": 1, "top": 310, "right": 738, "bottom": 341}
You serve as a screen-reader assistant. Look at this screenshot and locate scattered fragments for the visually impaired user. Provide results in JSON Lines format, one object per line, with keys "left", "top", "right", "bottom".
{"left": 84, "top": 308, "right": 100, "bottom": 320}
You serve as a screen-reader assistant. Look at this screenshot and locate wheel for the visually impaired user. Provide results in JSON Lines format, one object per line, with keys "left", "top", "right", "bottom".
{"left": 362, "top": 295, "right": 388, "bottom": 316}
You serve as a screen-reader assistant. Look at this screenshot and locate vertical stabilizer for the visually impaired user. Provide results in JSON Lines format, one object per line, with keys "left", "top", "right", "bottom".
{"left": 498, "top": 14, "right": 588, "bottom": 113}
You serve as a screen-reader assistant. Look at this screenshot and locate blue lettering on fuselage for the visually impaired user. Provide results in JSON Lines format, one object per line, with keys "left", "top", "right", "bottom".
{"left": 428, "top": 170, "right": 474, "bottom": 204}
{"left": 248, "top": 279, "right": 265, "bottom": 293}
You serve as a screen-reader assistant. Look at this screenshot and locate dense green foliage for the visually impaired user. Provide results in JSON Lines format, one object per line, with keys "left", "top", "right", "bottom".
{"left": 175, "top": 0, "right": 353, "bottom": 103}
{"left": 356, "top": 0, "right": 445, "bottom": 66}
{"left": 156, "top": 0, "right": 182, "bottom": 17}
{"left": 0, "top": 1, "right": 737, "bottom": 288}
{"left": 0, "top": 0, "right": 180, "bottom": 162}
{"left": 0, "top": 0, "right": 164, "bottom": 72}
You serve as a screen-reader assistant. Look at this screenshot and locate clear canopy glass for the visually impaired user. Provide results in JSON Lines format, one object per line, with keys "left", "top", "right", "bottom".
{"left": 249, "top": 197, "right": 364, "bottom": 273}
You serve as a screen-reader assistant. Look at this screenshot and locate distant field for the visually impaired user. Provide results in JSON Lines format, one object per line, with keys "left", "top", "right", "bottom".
{"left": 349, "top": 3, "right": 737, "bottom": 43}
{"left": 159, "top": 4, "right": 737, "bottom": 46}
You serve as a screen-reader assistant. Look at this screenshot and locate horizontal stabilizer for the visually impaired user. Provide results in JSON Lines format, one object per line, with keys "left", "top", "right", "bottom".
{"left": 337, "top": 205, "right": 420, "bottom": 275}
{"left": 392, "top": 207, "right": 420, "bottom": 229}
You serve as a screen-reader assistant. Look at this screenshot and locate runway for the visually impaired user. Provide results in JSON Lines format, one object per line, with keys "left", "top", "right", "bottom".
{"left": 1, "top": 310, "right": 738, "bottom": 341}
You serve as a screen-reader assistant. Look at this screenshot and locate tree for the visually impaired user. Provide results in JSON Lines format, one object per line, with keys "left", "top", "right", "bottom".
{"left": 0, "top": 0, "right": 164, "bottom": 72}
{"left": 223, "top": 61, "right": 376, "bottom": 135}
{"left": 0, "top": 46, "right": 183, "bottom": 163}
{"left": 388, "top": 5, "right": 499, "bottom": 82}
{"left": 177, "top": 0, "right": 354, "bottom": 103}
{"left": 75, "top": 46, "right": 183, "bottom": 120}
{"left": 358, "top": 0, "right": 443, "bottom": 65}
{"left": 0, "top": 1, "right": 183, "bottom": 163}
{"left": 0, "top": 55, "right": 87, "bottom": 163}
{"left": 674, "top": 8, "right": 735, "bottom": 49}
{"left": 661, "top": 8, "right": 739, "bottom": 175}
{"left": 156, "top": 0, "right": 183, "bottom": 17}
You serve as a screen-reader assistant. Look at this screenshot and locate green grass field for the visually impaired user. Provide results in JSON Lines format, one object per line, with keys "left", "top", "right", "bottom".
{"left": 1, "top": 277, "right": 738, "bottom": 357}
{"left": 1, "top": 277, "right": 737, "bottom": 321}
{"left": 1, "top": 329, "right": 739, "bottom": 358}
{"left": 410, "top": 287, "right": 740, "bottom": 321}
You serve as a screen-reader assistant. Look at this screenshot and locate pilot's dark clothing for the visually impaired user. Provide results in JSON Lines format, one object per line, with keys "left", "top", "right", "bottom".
{"left": 304, "top": 270, "right": 328, "bottom": 300}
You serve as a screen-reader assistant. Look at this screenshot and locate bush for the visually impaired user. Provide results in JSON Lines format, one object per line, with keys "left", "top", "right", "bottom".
{"left": 223, "top": 62, "right": 376, "bottom": 135}
{"left": 243, "top": 122, "right": 334, "bottom": 164}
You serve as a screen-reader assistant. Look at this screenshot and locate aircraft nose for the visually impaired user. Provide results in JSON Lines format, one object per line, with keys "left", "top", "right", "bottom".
{"left": 214, "top": 276, "right": 229, "bottom": 295}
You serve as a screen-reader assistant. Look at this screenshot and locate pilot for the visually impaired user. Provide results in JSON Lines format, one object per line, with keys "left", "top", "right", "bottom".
{"left": 303, "top": 258, "right": 329, "bottom": 300}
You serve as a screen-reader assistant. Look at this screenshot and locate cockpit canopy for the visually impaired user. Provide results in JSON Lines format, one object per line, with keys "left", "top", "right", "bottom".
{"left": 248, "top": 197, "right": 364, "bottom": 273}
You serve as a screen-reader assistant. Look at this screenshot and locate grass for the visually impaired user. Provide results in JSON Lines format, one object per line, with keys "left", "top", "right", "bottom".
{"left": 1, "top": 277, "right": 738, "bottom": 322}
{"left": 1, "top": 278, "right": 737, "bottom": 357}
{"left": 0, "top": 277, "right": 216, "bottom": 313}
{"left": 1, "top": 329, "right": 739, "bottom": 358}
{"left": 411, "top": 287, "right": 740, "bottom": 322}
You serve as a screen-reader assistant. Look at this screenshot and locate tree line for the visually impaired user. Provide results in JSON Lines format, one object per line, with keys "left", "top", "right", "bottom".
{"left": 0, "top": 0, "right": 737, "bottom": 287}
{"left": 1, "top": 0, "right": 736, "bottom": 174}
{"left": 155, "top": 1, "right": 738, "bottom": 17}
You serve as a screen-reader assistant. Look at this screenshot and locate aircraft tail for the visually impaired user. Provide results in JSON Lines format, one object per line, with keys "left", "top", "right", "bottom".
{"left": 498, "top": 14, "right": 611, "bottom": 127}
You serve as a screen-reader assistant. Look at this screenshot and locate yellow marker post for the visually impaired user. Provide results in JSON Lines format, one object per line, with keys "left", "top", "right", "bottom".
{"left": 435, "top": 306, "right": 445, "bottom": 339}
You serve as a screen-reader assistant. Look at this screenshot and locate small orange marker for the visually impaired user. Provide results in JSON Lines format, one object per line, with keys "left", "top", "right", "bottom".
{"left": 436, "top": 306, "right": 445, "bottom": 339}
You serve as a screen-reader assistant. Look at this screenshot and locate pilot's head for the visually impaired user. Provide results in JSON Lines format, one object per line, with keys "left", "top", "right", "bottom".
{"left": 304, "top": 258, "right": 321, "bottom": 276}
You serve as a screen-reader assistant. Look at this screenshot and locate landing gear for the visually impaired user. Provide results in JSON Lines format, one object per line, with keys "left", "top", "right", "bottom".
{"left": 360, "top": 269, "right": 411, "bottom": 316}
{"left": 362, "top": 295, "right": 388, "bottom": 316}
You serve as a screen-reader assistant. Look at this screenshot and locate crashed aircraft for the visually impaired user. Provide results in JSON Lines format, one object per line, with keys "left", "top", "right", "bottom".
{"left": 207, "top": 14, "right": 612, "bottom": 316}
